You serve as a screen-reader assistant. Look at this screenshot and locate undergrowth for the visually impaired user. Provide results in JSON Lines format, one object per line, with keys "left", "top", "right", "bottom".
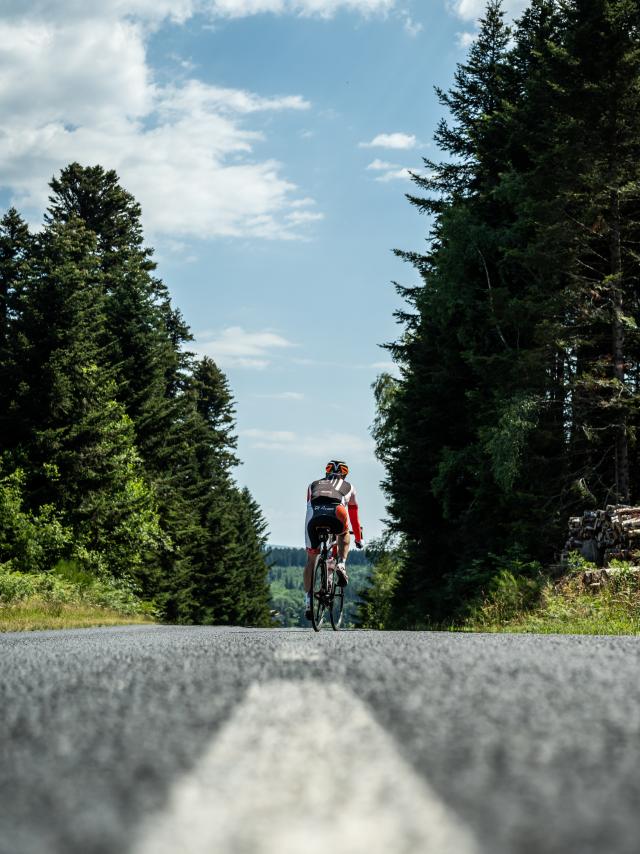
{"left": 465, "top": 555, "right": 640, "bottom": 635}
{"left": 0, "top": 560, "right": 156, "bottom": 631}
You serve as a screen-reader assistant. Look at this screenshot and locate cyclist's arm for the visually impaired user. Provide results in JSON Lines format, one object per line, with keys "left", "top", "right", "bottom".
{"left": 347, "top": 489, "right": 363, "bottom": 542}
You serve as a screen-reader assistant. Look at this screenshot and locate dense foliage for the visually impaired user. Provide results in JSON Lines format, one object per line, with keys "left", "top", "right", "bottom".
{"left": 0, "top": 164, "right": 271, "bottom": 625}
{"left": 375, "top": 0, "right": 640, "bottom": 624}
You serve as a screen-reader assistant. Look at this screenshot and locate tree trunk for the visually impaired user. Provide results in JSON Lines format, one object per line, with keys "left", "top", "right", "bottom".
{"left": 610, "top": 188, "right": 630, "bottom": 503}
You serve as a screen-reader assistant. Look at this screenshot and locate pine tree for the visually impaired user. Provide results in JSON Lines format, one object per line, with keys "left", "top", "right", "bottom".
{"left": 1, "top": 164, "right": 273, "bottom": 624}
{"left": 560, "top": 0, "right": 640, "bottom": 503}
{"left": 44, "top": 165, "right": 197, "bottom": 597}
{"left": 230, "top": 488, "right": 272, "bottom": 625}
{"left": 0, "top": 209, "right": 33, "bottom": 452}
{"left": 377, "top": 0, "right": 518, "bottom": 621}
{"left": 14, "top": 217, "right": 161, "bottom": 583}
{"left": 45, "top": 164, "right": 182, "bottom": 454}
{"left": 376, "top": 0, "right": 640, "bottom": 626}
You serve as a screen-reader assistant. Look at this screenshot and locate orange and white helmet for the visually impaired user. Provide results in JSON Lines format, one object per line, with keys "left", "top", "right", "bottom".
{"left": 326, "top": 459, "right": 349, "bottom": 478}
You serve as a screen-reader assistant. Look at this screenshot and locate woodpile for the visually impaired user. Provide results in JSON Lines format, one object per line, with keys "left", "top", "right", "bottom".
{"left": 563, "top": 506, "right": 640, "bottom": 566}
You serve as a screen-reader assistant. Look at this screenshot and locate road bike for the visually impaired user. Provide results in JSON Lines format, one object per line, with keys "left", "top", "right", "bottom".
{"left": 310, "top": 528, "right": 345, "bottom": 632}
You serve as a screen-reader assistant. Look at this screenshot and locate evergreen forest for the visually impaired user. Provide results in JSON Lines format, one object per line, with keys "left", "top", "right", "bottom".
{"left": 0, "top": 164, "right": 272, "bottom": 625}
{"left": 371, "top": 0, "right": 640, "bottom": 625}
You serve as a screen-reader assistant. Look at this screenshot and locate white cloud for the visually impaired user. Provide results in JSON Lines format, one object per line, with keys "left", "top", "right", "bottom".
{"left": 285, "top": 210, "right": 325, "bottom": 224}
{"left": 375, "top": 168, "right": 412, "bottom": 182}
{"left": 289, "top": 197, "right": 316, "bottom": 207}
{"left": 456, "top": 30, "right": 476, "bottom": 48}
{"left": 158, "top": 80, "right": 310, "bottom": 115}
{"left": 447, "top": 0, "right": 527, "bottom": 23}
{"left": 366, "top": 158, "right": 397, "bottom": 170}
{"left": 205, "top": 0, "right": 396, "bottom": 18}
{"left": 195, "top": 327, "right": 295, "bottom": 368}
{"left": 241, "top": 428, "right": 374, "bottom": 459}
{"left": 401, "top": 12, "right": 422, "bottom": 37}
{"left": 0, "top": 6, "right": 319, "bottom": 241}
{"left": 2, "top": 0, "right": 396, "bottom": 23}
{"left": 365, "top": 159, "right": 413, "bottom": 182}
{"left": 359, "top": 132, "right": 417, "bottom": 150}
{"left": 1, "top": 0, "right": 409, "bottom": 240}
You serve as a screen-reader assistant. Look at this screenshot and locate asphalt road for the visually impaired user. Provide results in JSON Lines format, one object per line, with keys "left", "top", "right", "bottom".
{"left": 2, "top": 626, "right": 640, "bottom": 854}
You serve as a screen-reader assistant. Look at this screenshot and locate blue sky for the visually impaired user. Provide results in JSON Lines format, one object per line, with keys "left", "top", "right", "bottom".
{"left": 0, "top": 0, "right": 525, "bottom": 545}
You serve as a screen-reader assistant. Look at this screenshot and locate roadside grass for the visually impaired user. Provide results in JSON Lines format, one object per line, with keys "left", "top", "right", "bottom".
{"left": 464, "top": 561, "right": 640, "bottom": 635}
{"left": 0, "top": 561, "right": 156, "bottom": 632}
{"left": 0, "top": 601, "right": 154, "bottom": 632}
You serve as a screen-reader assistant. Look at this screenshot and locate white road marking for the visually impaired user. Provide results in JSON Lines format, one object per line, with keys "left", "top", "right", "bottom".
{"left": 133, "top": 680, "right": 478, "bottom": 854}
{"left": 274, "top": 646, "right": 321, "bottom": 662}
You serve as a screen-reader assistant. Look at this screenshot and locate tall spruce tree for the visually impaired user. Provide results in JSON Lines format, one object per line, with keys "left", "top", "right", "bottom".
{"left": 376, "top": 0, "right": 640, "bottom": 625}
{"left": 0, "top": 165, "right": 272, "bottom": 625}
{"left": 560, "top": 0, "right": 640, "bottom": 504}
{"left": 378, "top": 0, "right": 518, "bottom": 621}
{"left": 13, "top": 217, "right": 161, "bottom": 582}
{"left": 0, "top": 209, "right": 33, "bottom": 453}
{"left": 45, "top": 164, "right": 183, "bottom": 458}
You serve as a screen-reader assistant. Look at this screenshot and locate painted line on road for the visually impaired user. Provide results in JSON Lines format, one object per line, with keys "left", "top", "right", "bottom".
{"left": 132, "top": 679, "right": 478, "bottom": 854}
{"left": 274, "top": 645, "right": 321, "bottom": 662}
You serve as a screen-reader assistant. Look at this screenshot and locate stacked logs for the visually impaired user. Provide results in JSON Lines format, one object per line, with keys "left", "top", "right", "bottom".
{"left": 563, "top": 506, "right": 640, "bottom": 566}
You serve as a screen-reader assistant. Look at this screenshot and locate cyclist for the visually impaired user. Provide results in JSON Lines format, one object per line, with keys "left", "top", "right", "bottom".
{"left": 303, "top": 459, "right": 363, "bottom": 619}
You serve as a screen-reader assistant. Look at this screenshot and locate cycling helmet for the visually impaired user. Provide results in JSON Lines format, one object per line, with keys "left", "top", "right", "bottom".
{"left": 326, "top": 460, "right": 349, "bottom": 477}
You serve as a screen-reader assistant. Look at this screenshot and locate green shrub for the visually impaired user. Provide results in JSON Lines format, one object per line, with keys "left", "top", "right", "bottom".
{"left": 465, "top": 558, "right": 640, "bottom": 635}
{"left": 471, "top": 569, "right": 544, "bottom": 626}
{"left": 0, "top": 468, "right": 71, "bottom": 574}
{"left": 0, "top": 560, "right": 153, "bottom": 617}
{"left": 357, "top": 539, "right": 403, "bottom": 629}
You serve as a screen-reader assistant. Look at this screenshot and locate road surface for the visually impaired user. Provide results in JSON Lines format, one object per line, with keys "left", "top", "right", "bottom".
{"left": 2, "top": 626, "right": 640, "bottom": 854}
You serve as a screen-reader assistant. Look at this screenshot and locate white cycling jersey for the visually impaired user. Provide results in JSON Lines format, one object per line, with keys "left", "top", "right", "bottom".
{"left": 304, "top": 477, "right": 363, "bottom": 549}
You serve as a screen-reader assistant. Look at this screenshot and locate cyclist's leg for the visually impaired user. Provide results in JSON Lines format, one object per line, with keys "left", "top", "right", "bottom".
{"left": 335, "top": 505, "right": 350, "bottom": 585}
{"left": 337, "top": 531, "right": 350, "bottom": 561}
{"left": 336, "top": 505, "right": 350, "bottom": 562}
{"left": 304, "top": 550, "right": 318, "bottom": 592}
{"left": 304, "top": 509, "right": 320, "bottom": 593}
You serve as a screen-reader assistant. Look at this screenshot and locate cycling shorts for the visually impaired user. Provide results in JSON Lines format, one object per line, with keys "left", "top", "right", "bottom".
{"left": 306, "top": 503, "right": 349, "bottom": 553}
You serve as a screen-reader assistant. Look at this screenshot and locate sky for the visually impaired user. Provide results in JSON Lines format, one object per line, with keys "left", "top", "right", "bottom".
{"left": 0, "top": 0, "right": 527, "bottom": 545}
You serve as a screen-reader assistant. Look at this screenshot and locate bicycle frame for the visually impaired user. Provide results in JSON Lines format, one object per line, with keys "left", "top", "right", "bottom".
{"left": 310, "top": 528, "right": 346, "bottom": 631}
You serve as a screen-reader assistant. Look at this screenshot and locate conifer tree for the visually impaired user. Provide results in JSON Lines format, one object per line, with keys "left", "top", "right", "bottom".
{"left": 378, "top": 0, "right": 517, "bottom": 620}
{"left": 376, "top": 0, "right": 640, "bottom": 625}
{"left": 14, "top": 217, "right": 161, "bottom": 583}
{"left": 560, "top": 0, "right": 640, "bottom": 503}
{"left": 0, "top": 164, "right": 273, "bottom": 625}
{"left": 45, "top": 164, "right": 182, "bottom": 453}
{"left": 0, "top": 209, "right": 33, "bottom": 451}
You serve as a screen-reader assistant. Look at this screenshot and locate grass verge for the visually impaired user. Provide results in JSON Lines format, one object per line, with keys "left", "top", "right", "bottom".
{"left": 464, "top": 562, "right": 640, "bottom": 635}
{"left": 0, "top": 562, "right": 156, "bottom": 632}
{"left": 0, "top": 601, "right": 154, "bottom": 631}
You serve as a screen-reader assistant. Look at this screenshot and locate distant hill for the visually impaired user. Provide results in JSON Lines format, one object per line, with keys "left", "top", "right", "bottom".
{"left": 266, "top": 545, "right": 371, "bottom": 567}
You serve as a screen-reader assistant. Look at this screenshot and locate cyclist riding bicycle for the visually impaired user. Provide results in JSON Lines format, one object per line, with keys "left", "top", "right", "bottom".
{"left": 304, "top": 459, "right": 363, "bottom": 620}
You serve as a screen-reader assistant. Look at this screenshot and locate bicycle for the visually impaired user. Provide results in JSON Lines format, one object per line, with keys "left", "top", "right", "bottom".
{"left": 310, "top": 528, "right": 345, "bottom": 632}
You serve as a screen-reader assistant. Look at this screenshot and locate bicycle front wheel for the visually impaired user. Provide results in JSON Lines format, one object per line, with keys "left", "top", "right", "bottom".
{"left": 311, "top": 558, "right": 327, "bottom": 632}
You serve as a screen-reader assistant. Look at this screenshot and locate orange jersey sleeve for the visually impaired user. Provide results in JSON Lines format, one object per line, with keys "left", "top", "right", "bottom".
{"left": 347, "top": 495, "right": 363, "bottom": 541}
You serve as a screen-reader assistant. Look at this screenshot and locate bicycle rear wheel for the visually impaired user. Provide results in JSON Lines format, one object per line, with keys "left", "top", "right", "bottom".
{"left": 311, "top": 558, "right": 327, "bottom": 632}
{"left": 330, "top": 582, "right": 344, "bottom": 630}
